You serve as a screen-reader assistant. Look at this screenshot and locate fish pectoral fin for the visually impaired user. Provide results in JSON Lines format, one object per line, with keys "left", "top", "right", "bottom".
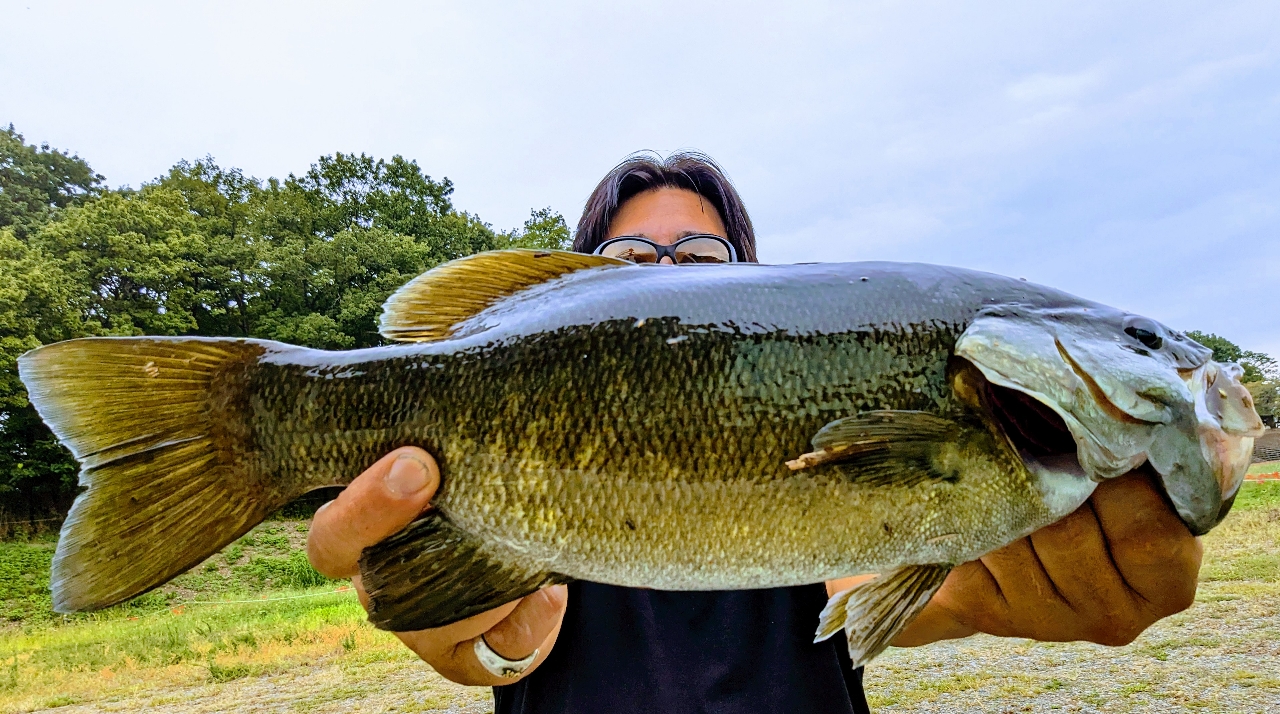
{"left": 359, "top": 511, "right": 572, "bottom": 631}
{"left": 788, "top": 411, "right": 962, "bottom": 487}
{"left": 814, "top": 564, "right": 952, "bottom": 669}
{"left": 379, "top": 249, "right": 631, "bottom": 342}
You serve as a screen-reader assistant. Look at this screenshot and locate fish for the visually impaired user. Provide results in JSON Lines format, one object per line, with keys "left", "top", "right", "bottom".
{"left": 18, "top": 249, "right": 1264, "bottom": 668}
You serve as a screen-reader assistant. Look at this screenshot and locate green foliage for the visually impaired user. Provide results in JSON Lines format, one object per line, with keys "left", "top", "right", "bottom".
{"left": 500, "top": 207, "right": 573, "bottom": 250}
{"left": 1247, "top": 380, "right": 1279, "bottom": 419}
{"left": 0, "top": 125, "right": 103, "bottom": 238}
{"left": 0, "top": 231, "right": 84, "bottom": 527}
{"left": 0, "top": 587, "right": 363, "bottom": 677}
{"left": 1185, "top": 330, "right": 1277, "bottom": 383}
{"left": 0, "top": 126, "right": 569, "bottom": 524}
{"left": 232, "top": 551, "right": 334, "bottom": 591}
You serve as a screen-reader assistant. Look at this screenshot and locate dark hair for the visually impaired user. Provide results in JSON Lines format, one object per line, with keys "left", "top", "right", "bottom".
{"left": 573, "top": 151, "right": 758, "bottom": 263}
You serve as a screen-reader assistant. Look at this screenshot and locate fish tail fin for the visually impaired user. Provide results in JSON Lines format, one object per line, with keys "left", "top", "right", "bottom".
{"left": 18, "top": 337, "right": 294, "bottom": 612}
{"left": 814, "top": 564, "right": 952, "bottom": 668}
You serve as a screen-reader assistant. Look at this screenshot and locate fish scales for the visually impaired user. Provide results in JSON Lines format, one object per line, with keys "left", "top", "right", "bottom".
{"left": 19, "top": 253, "right": 1261, "bottom": 668}
{"left": 240, "top": 263, "right": 1061, "bottom": 588}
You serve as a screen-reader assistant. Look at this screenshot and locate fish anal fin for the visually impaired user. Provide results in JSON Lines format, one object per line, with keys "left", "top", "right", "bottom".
{"left": 788, "top": 411, "right": 964, "bottom": 487}
{"left": 359, "top": 512, "right": 571, "bottom": 631}
{"left": 814, "top": 564, "right": 952, "bottom": 668}
{"left": 379, "top": 249, "right": 630, "bottom": 342}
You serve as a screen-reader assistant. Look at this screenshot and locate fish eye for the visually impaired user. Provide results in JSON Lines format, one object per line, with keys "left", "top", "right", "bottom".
{"left": 1123, "top": 318, "right": 1164, "bottom": 350}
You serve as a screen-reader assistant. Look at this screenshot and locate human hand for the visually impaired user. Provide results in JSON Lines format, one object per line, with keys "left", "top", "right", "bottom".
{"left": 892, "top": 468, "right": 1203, "bottom": 647}
{"left": 306, "top": 447, "right": 569, "bottom": 685}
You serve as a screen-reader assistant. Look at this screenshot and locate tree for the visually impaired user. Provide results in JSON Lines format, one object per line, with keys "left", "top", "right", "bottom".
{"left": 246, "top": 153, "right": 506, "bottom": 349}
{"left": 30, "top": 187, "right": 209, "bottom": 336}
{"left": 1185, "top": 331, "right": 1277, "bottom": 383}
{"left": 0, "top": 230, "right": 87, "bottom": 525}
{"left": 0, "top": 134, "right": 572, "bottom": 525}
{"left": 0, "top": 125, "right": 103, "bottom": 238}
{"left": 501, "top": 207, "right": 573, "bottom": 250}
{"left": 155, "top": 159, "right": 266, "bottom": 337}
{"left": 1248, "top": 381, "right": 1279, "bottom": 426}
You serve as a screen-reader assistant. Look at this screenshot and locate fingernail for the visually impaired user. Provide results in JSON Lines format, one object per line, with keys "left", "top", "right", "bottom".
{"left": 385, "top": 454, "right": 430, "bottom": 497}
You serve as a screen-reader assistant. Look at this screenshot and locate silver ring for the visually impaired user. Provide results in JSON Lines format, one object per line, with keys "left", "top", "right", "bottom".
{"left": 473, "top": 635, "right": 538, "bottom": 679}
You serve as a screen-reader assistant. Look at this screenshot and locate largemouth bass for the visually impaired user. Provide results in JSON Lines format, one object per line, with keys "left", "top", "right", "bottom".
{"left": 18, "top": 250, "right": 1263, "bottom": 667}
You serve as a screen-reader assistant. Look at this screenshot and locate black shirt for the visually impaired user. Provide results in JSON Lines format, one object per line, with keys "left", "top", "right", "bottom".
{"left": 494, "top": 582, "right": 870, "bottom": 714}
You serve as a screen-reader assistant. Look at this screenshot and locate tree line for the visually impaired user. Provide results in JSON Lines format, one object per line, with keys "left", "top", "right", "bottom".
{"left": 1, "top": 124, "right": 1276, "bottom": 532}
{"left": 0, "top": 124, "right": 569, "bottom": 531}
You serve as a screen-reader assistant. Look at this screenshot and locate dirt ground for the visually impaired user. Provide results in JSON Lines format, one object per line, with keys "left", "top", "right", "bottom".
{"left": 33, "top": 579, "right": 1275, "bottom": 714}
{"left": 21, "top": 488, "right": 1280, "bottom": 713}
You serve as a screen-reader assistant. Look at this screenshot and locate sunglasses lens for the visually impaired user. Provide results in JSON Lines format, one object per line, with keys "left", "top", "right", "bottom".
{"left": 598, "top": 239, "right": 660, "bottom": 264}
{"left": 674, "top": 237, "right": 733, "bottom": 264}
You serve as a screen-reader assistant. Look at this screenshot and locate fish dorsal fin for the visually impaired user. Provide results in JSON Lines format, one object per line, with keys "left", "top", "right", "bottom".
{"left": 379, "top": 249, "right": 631, "bottom": 342}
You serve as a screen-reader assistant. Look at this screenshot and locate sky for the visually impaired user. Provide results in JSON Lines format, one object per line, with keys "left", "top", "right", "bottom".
{"left": 2, "top": 1, "right": 1278, "bottom": 357}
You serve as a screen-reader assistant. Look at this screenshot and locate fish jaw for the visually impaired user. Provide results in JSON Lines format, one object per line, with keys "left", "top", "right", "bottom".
{"left": 954, "top": 304, "right": 1262, "bottom": 536}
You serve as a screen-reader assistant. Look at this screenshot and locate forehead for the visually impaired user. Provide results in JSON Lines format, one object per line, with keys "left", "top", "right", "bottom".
{"left": 609, "top": 187, "right": 727, "bottom": 241}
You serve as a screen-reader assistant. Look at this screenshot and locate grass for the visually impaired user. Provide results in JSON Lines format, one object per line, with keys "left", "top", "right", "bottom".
{"left": 0, "top": 520, "right": 337, "bottom": 628}
{"left": 2, "top": 482, "right": 1278, "bottom": 712}
{"left": 1248, "top": 460, "right": 1280, "bottom": 476}
{"left": 0, "top": 519, "right": 415, "bottom": 712}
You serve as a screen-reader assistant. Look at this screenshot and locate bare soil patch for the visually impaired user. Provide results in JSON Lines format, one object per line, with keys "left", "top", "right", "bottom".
{"left": 8, "top": 485, "right": 1278, "bottom": 713}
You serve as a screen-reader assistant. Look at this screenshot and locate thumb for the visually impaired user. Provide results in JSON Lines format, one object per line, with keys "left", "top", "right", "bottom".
{"left": 307, "top": 446, "right": 439, "bottom": 578}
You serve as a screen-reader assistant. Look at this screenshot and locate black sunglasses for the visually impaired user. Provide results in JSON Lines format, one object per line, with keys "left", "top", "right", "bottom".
{"left": 593, "top": 234, "right": 738, "bottom": 265}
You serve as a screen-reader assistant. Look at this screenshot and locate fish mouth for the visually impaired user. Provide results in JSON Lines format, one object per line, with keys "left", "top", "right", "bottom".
{"left": 950, "top": 358, "right": 1087, "bottom": 483}
{"left": 983, "top": 380, "right": 1088, "bottom": 481}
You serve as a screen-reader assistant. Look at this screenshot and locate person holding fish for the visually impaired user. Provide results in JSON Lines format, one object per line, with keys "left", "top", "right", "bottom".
{"left": 298, "top": 154, "right": 1220, "bottom": 713}
{"left": 21, "top": 154, "right": 1260, "bottom": 713}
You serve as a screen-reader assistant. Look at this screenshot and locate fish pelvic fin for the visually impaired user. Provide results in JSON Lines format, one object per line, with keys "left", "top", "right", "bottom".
{"left": 814, "top": 564, "right": 952, "bottom": 669}
{"left": 360, "top": 511, "right": 571, "bottom": 631}
{"left": 17, "top": 337, "right": 292, "bottom": 612}
{"left": 379, "top": 249, "right": 630, "bottom": 343}
{"left": 787, "top": 411, "right": 967, "bottom": 487}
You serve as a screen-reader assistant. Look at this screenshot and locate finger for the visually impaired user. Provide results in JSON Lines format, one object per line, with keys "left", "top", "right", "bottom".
{"left": 892, "top": 587, "right": 977, "bottom": 646}
{"left": 1026, "top": 501, "right": 1146, "bottom": 643}
{"left": 971, "top": 538, "right": 1077, "bottom": 639}
{"left": 352, "top": 571, "right": 519, "bottom": 648}
{"left": 481, "top": 584, "right": 570, "bottom": 660}
{"left": 402, "top": 585, "right": 569, "bottom": 685}
{"left": 1028, "top": 500, "right": 1132, "bottom": 606}
{"left": 307, "top": 447, "right": 439, "bottom": 578}
{"left": 926, "top": 558, "right": 1011, "bottom": 635}
{"left": 1089, "top": 470, "right": 1203, "bottom": 615}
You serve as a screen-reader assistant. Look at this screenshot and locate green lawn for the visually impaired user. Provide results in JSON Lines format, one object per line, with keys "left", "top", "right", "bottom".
{"left": 2, "top": 483, "right": 1278, "bottom": 712}
{"left": 1249, "top": 460, "right": 1280, "bottom": 476}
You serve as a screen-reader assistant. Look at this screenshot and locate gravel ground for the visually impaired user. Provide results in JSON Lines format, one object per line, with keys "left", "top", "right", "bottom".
{"left": 34, "top": 578, "right": 1274, "bottom": 714}
{"left": 26, "top": 497, "right": 1280, "bottom": 713}
{"left": 865, "top": 581, "right": 1279, "bottom": 712}
{"left": 43, "top": 660, "right": 495, "bottom": 714}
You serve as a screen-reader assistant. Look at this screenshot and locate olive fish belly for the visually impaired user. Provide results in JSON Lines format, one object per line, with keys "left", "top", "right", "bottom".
{"left": 436, "top": 441, "right": 1070, "bottom": 590}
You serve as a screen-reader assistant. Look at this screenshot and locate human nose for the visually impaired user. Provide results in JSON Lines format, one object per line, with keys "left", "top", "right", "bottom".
{"left": 659, "top": 256, "right": 674, "bottom": 265}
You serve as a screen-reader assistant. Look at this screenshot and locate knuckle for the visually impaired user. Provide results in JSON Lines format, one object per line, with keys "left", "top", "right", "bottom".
{"left": 1156, "top": 581, "right": 1198, "bottom": 616}
{"left": 1089, "top": 623, "right": 1139, "bottom": 646}
{"left": 1082, "top": 609, "right": 1145, "bottom": 646}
